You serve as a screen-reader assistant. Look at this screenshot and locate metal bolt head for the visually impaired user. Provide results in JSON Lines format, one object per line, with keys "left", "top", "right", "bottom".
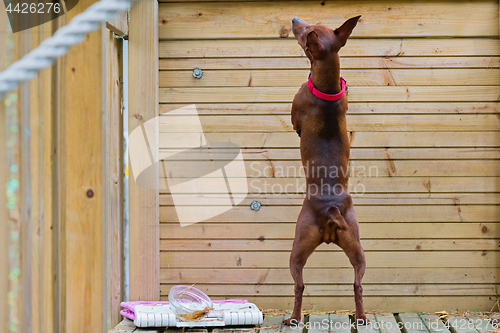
{"left": 250, "top": 201, "right": 261, "bottom": 211}
{"left": 193, "top": 68, "right": 203, "bottom": 79}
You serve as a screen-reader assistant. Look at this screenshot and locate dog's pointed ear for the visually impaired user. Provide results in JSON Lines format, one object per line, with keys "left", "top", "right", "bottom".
{"left": 305, "top": 30, "right": 323, "bottom": 58}
{"left": 334, "top": 15, "right": 361, "bottom": 48}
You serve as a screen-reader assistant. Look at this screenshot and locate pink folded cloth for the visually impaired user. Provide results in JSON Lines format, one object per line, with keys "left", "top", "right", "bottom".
{"left": 120, "top": 299, "right": 248, "bottom": 321}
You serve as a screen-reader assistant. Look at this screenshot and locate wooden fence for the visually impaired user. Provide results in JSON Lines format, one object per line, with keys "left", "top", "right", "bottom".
{"left": 0, "top": 2, "right": 127, "bottom": 331}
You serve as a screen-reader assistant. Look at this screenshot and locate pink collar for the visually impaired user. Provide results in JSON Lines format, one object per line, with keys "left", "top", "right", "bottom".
{"left": 307, "top": 75, "right": 346, "bottom": 101}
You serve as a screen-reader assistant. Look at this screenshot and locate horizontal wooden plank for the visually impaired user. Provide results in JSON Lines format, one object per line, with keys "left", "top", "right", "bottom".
{"left": 155, "top": 295, "right": 494, "bottom": 312}
{"left": 109, "top": 319, "right": 136, "bottom": 333}
{"left": 106, "top": 10, "right": 128, "bottom": 37}
{"left": 160, "top": 148, "right": 500, "bottom": 160}
{"left": 159, "top": 86, "right": 500, "bottom": 103}
{"left": 160, "top": 193, "right": 500, "bottom": 206}
{"left": 308, "top": 314, "right": 347, "bottom": 333}
{"left": 159, "top": 205, "right": 500, "bottom": 223}
{"left": 159, "top": 57, "right": 500, "bottom": 70}
{"left": 160, "top": 222, "right": 500, "bottom": 239}
{"left": 159, "top": 160, "right": 500, "bottom": 178}
{"left": 159, "top": 69, "right": 500, "bottom": 87}
{"left": 160, "top": 159, "right": 500, "bottom": 178}
{"left": 160, "top": 267, "right": 500, "bottom": 284}
{"left": 398, "top": 314, "right": 432, "bottom": 333}
{"left": 159, "top": 251, "right": 499, "bottom": 268}
{"left": 159, "top": 102, "right": 500, "bottom": 115}
{"left": 159, "top": 177, "right": 500, "bottom": 194}
{"left": 469, "top": 317, "right": 497, "bottom": 333}
{"left": 159, "top": 114, "right": 500, "bottom": 131}
{"left": 159, "top": 283, "right": 497, "bottom": 296}
{"left": 159, "top": 132, "right": 500, "bottom": 148}
{"left": 159, "top": 39, "right": 500, "bottom": 58}
{"left": 158, "top": 1, "right": 499, "bottom": 39}
{"left": 160, "top": 239, "right": 500, "bottom": 251}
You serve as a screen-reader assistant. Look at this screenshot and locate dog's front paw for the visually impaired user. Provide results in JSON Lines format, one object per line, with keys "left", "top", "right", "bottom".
{"left": 283, "top": 317, "right": 300, "bottom": 326}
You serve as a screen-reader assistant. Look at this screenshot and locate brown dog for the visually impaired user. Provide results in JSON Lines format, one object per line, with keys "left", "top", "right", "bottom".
{"left": 283, "top": 16, "right": 368, "bottom": 326}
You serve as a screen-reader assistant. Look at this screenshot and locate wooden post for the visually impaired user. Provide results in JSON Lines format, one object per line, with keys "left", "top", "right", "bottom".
{"left": 40, "top": 18, "right": 58, "bottom": 333}
{"left": 2, "top": 26, "right": 23, "bottom": 333}
{"left": 0, "top": 8, "right": 10, "bottom": 331}
{"left": 0, "top": 94, "right": 7, "bottom": 333}
{"left": 128, "top": 0, "right": 160, "bottom": 301}
{"left": 26, "top": 24, "right": 42, "bottom": 333}
{"left": 105, "top": 30, "right": 125, "bottom": 330}
{"left": 57, "top": 0, "right": 105, "bottom": 330}
{"left": 106, "top": 11, "right": 129, "bottom": 39}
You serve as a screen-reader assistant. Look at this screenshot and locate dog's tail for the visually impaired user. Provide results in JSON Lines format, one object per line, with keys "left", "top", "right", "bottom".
{"left": 322, "top": 206, "right": 348, "bottom": 244}
{"left": 327, "top": 206, "right": 348, "bottom": 230}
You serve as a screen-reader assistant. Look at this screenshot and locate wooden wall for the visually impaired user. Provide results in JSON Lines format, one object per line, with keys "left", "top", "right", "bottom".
{"left": 158, "top": 0, "right": 500, "bottom": 311}
{"left": 0, "top": 6, "right": 125, "bottom": 333}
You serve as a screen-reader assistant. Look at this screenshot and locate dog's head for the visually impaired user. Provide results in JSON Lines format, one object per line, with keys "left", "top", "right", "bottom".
{"left": 292, "top": 16, "right": 361, "bottom": 62}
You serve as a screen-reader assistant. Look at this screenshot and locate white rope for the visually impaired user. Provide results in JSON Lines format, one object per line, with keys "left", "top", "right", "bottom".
{"left": 0, "top": 0, "right": 136, "bottom": 98}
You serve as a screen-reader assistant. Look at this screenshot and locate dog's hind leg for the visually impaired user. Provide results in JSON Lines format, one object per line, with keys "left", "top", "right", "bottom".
{"left": 283, "top": 206, "right": 322, "bottom": 326}
{"left": 335, "top": 204, "right": 368, "bottom": 324}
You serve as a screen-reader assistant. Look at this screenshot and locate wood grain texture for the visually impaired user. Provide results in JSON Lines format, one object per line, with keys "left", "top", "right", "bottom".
{"left": 0, "top": 103, "right": 7, "bottom": 333}
{"left": 109, "top": 319, "right": 137, "bottom": 332}
{"left": 158, "top": 251, "right": 499, "bottom": 268}
{"left": 105, "top": 31, "right": 124, "bottom": 330}
{"left": 159, "top": 131, "right": 500, "bottom": 148}
{"left": 159, "top": 69, "right": 500, "bottom": 87}
{"left": 106, "top": 10, "right": 128, "bottom": 38}
{"left": 128, "top": 0, "right": 160, "bottom": 301}
{"left": 158, "top": 1, "right": 499, "bottom": 39}
{"left": 160, "top": 86, "right": 500, "bottom": 103}
{"left": 160, "top": 193, "right": 500, "bottom": 206}
{"left": 159, "top": 177, "right": 500, "bottom": 194}
{"left": 158, "top": 113, "right": 500, "bottom": 131}
{"left": 58, "top": 0, "right": 104, "bottom": 330}
{"left": 159, "top": 102, "right": 500, "bottom": 115}
{"left": 159, "top": 160, "right": 500, "bottom": 177}
{"left": 27, "top": 25, "right": 43, "bottom": 333}
{"left": 161, "top": 283, "right": 495, "bottom": 297}
{"left": 309, "top": 314, "right": 348, "bottom": 333}
{"left": 159, "top": 205, "right": 500, "bottom": 223}
{"left": 18, "top": 29, "right": 33, "bottom": 333}
{"left": 157, "top": 0, "right": 500, "bottom": 312}
{"left": 159, "top": 147, "right": 500, "bottom": 160}
{"left": 159, "top": 38, "right": 500, "bottom": 58}
{"left": 159, "top": 222, "right": 500, "bottom": 239}
{"left": 159, "top": 283, "right": 497, "bottom": 296}
{"left": 41, "top": 18, "right": 58, "bottom": 333}
{"left": 0, "top": 10, "right": 10, "bottom": 329}
{"left": 160, "top": 56, "right": 500, "bottom": 71}
{"left": 160, "top": 239, "right": 500, "bottom": 251}
{"left": 160, "top": 268, "right": 500, "bottom": 284}
{"left": 398, "top": 314, "right": 429, "bottom": 333}
{"left": 422, "top": 315, "right": 453, "bottom": 333}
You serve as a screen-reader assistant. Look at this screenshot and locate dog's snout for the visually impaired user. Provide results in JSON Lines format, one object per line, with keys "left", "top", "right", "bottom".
{"left": 292, "top": 17, "right": 301, "bottom": 24}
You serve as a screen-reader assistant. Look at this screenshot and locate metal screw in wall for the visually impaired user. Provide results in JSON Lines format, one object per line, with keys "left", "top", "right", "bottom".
{"left": 250, "top": 201, "right": 261, "bottom": 211}
{"left": 193, "top": 68, "right": 203, "bottom": 79}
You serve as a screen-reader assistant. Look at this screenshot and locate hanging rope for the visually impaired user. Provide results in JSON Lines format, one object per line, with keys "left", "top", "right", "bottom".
{"left": 0, "top": 0, "right": 136, "bottom": 98}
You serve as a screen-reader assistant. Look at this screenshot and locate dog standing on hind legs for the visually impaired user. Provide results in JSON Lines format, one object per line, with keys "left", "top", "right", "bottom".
{"left": 283, "top": 16, "right": 368, "bottom": 326}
